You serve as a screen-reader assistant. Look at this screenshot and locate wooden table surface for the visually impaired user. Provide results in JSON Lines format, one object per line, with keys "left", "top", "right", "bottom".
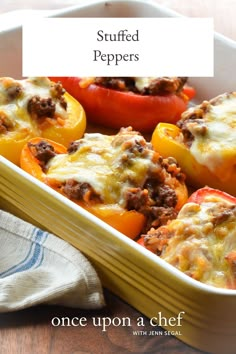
{"left": 0, "top": 290, "right": 206, "bottom": 354}
{"left": 0, "top": 1, "right": 234, "bottom": 354}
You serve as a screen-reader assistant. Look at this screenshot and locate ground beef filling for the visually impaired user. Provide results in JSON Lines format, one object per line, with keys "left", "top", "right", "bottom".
{"left": 142, "top": 227, "right": 172, "bottom": 256}
{"left": 0, "top": 112, "right": 14, "bottom": 134}
{"left": 94, "top": 77, "right": 187, "bottom": 96}
{"left": 211, "top": 204, "right": 236, "bottom": 227}
{"left": 27, "top": 82, "right": 67, "bottom": 121}
{"left": 63, "top": 179, "right": 102, "bottom": 204}
{"left": 27, "top": 96, "right": 56, "bottom": 119}
{"left": 50, "top": 81, "right": 67, "bottom": 110}
{"left": 27, "top": 140, "right": 56, "bottom": 170}
{"left": 177, "top": 100, "right": 210, "bottom": 147}
{"left": 6, "top": 84, "right": 22, "bottom": 101}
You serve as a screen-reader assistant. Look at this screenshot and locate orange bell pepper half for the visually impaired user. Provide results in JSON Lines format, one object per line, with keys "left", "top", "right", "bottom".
{"left": 151, "top": 123, "right": 236, "bottom": 196}
{"left": 20, "top": 137, "right": 146, "bottom": 239}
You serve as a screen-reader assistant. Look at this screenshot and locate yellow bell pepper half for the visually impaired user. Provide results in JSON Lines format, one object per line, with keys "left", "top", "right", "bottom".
{"left": 151, "top": 123, "right": 236, "bottom": 196}
{"left": 0, "top": 79, "right": 86, "bottom": 166}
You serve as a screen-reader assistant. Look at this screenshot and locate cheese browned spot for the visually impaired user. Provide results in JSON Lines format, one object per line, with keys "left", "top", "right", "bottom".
{"left": 143, "top": 195, "right": 236, "bottom": 289}
{"left": 177, "top": 92, "right": 236, "bottom": 181}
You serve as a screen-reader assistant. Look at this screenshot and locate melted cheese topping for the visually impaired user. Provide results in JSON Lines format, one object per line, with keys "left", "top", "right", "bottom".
{"left": 133, "top": 77, "right": 156, "bottom": 92}
{"left": 187, "top": 94, "right": 236, "bottom": 181}
{"left": 46, "top": 130, "right": 156, "bottom": 206}
{"left": 161, "top": 196, "right": 236, "bottom": 289}
{"left": 0, "top": 77, "right": 67, "bottom": 135}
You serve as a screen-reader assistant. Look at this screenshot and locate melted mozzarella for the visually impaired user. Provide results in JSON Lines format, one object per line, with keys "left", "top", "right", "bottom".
{"left": 134, "top": 77, "right": 156, "bottom": 92}
{"left": 161, "top": 197, "right": 236, "bottom": 289}
{"left": 188, "top": 94, "right": 236, "bottom": 181}
{"left": 0, "top": 77, "right": 67, "bottom": 135}
{"left": 46, "top": 131, "right": 155, "bottom": 206}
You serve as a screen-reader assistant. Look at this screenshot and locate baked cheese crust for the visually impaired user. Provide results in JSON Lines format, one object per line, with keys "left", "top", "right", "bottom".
{"left": 143, "top": 194, "right": 236, "bottom": 289}
{"left": 177, "top": 92, "right": 236, "bottom": 181}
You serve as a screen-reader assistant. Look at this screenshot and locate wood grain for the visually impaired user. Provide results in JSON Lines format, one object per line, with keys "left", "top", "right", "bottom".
{"left": 0, "top": 290, "right": 207, "bottom": 354}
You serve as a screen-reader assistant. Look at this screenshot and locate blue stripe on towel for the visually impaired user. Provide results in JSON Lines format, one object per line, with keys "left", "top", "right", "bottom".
{"left": 0, "top": 228, "right": 48, "bottom": 278}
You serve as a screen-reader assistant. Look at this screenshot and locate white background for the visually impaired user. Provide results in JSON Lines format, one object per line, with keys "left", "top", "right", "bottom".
{"left": 22, "top": 17, "right": 214, "bottom": 77}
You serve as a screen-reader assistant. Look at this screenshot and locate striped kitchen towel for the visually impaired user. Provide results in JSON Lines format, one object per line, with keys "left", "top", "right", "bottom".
{"left": 0, "top": 210, "right": 105, "bottom": 312}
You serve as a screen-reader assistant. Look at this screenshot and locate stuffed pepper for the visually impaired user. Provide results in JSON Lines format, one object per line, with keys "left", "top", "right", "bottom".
{"left": 0, "top": 77, "right": 86, "bottom": 165}
{"left": 138, "top": 187, "right": 236, "bottom": 289}
{"left": 49, "top": 76, "right": 195, "bottom": 132}
{"left": 151, "top": 92, "right": 236, "bottom": 196}
{"left": 20, "top": 127, "right": 188, "bottom": 239}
